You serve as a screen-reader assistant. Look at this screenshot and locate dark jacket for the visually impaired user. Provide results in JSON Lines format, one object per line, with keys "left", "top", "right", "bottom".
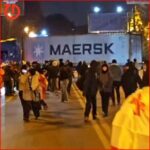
{"left": 121, "top": 69, "right": 142, "bottom": 93}
{"left": 98, "top": 71, "right": 113, "bottom": 93}
{"left": 83, "top": 69, "right": 98, "bottom": 96}
{"left": 142, "top": 70, "right": 149, "bottom": 87}
{"left": 48, "top": 65, "right": 59, "bottom": 79}
{"left": 59, "top": 66, "right": 69, "bottom": 81}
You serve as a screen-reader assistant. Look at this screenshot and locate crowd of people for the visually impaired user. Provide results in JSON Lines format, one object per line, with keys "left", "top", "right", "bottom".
{"left": 0, "top": 58, "right": 149, "bottom": 123}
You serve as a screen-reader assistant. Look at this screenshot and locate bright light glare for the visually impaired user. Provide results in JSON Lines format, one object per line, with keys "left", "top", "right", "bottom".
{"left": 41, "top": 29, "right": 48, "bottom": 36}
{"left": 1, "top": 87, "right": 5, "bottom": 96}
{"left": 28, "top": 31, "right": 37, "bottom": 38}
{"left": 24, "top": 26, "right": 29, "bottom": 34}
{"left": 116, "top": 6, "right": 123, "bottom": 13}
{"left": 93, "top": 6, "right": 101, "bottom": 13}
{"left": 7, "top": 13, "right": 12, "bottom": 17}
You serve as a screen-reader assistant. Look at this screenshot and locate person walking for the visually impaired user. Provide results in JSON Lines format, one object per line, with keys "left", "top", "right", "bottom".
{"left": 67, "top": 62, "right": 73, "bottom": 95}
{"left": 109, "top": 59, "right": 122, "bottom": 105}
{"left": 38, "top": 69, "right": 48, "bottom": 110}
{"left": 21, "top": 68, "right": 40, "bottom": 122}
{"left": 18, "top": 65, "right": 28, "bottom": 120}
{"left": 28, "top": 68, "right": 41, "bottom": 119}
{"left": 59, "top": 63, "right": 69, "bottom": 102}
{"left": 83, "top": 60, "right": 99, "bottom": 122}
{"left": 3, "top": 65, "right": 13, "bottom": 96}
{"left": 142, "top": 60, "right": 149, "bottom": 87}
{"left": 98, "top": 63, "right": 113, "bottom": 117}
{"left": 121, "top": 62, "right": 142, "bottom": 98}
{"left": 19, "top": 68, "right": 32, "bottom": 122}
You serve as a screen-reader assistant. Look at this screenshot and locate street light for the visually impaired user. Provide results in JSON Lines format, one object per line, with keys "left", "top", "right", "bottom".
{"left": 24, "top": 26, "right": 29, "bottom": 34}
{"left": 93, "top": 6, "right": 101, "bottom": 13}
{"left": 7, "top": 12, "right": 12, "bottom": 17}
{"left": 116, "top": 6, "right": 123, "bottom": 13}
{"left": 28, "top": 31, "right": 38, "bottom": 38}
{"left": 41, "top": 29, "right": 48, "bottom": 37}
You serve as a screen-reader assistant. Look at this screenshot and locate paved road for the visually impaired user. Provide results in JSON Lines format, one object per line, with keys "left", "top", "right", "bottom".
{"left": 1, "top": 84, "right": 125, "bottom": 149}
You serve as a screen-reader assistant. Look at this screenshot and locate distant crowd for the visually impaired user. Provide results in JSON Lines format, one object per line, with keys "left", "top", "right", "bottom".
{"left": 0, "top": 58, "right": 149, "bottom": 122}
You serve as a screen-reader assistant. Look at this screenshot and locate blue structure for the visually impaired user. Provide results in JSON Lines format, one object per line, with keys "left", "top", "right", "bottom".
{"left": 1, "top": 39, "right": 21, "bottom": 62}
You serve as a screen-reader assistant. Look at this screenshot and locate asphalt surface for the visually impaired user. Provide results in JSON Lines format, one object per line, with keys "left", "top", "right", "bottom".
{"left": 1, "top": 84, "right": 125, "bottom": 149}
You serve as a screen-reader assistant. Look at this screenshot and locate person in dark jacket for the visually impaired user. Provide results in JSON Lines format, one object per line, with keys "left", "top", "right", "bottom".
{"left": 83, "top": 60, "right": 99, "bottom": 122}
{"left": 76, "top": 61, "right": 82, "bottom": 75}
{"left": 59, "top": 63, "right": 69, "bottom": 102}
{"left": 80, "top": 61, "right": 88, "bottom": 77}
{"left": 67, "top": 62, "right": 73, "bottom": 95}
{"left": 47, "top": 60, "right": 59, "bottom": 92}
{"left": 3, "top": 65, "right": 13, "bottom": 96}
{"left": 121, "top": 62, "right": 142, "bottom": 98}
{"left": 98, "top": 63, "right": 113, "bottom": 117}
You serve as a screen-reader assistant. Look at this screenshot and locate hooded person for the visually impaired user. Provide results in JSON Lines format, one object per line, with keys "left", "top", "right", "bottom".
{"left": 98, "top": 63, "right": 113, "bottom": 117}
{"left": 83, "top": 60, "right": 99, "bottom": 122}
{"left": 121, "top": 62, "right": 143, "bottom": 98}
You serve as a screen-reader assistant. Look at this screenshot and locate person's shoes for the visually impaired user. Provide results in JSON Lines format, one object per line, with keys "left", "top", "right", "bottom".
{"left": 35, "top": 114, "right": 40, "bottom": 120}
{"left": 84, "top": 117, "right": 90, "bottom": 123}
{"left": 61, "top": 100, "right": 68, "bottom": 103}
{"left": 93, "top": 116, "right": 99, "bottom": 120}
{"left": 24, "top": 118, "right": 29, "bottom": 122}
{"left": 103, "top": 114, "right": 108, "bottom": 118}
{"left": 44, "top": 105, "right": 48, "bottom": 110}
{"left": 112, "top": 103, "right": 115, "bottom": 106}
{"left": 35, "top": 117, "right": 38, "bottom": 120}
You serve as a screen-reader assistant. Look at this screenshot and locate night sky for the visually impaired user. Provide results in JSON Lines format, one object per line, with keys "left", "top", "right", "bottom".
{"left": 29, "top": 2, "right": 133, "bottom": 26}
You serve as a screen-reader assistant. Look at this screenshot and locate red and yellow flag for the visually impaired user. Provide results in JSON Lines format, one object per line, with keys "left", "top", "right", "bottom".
{"left": 111, "top": 87, "right": 149, "bottom": 149}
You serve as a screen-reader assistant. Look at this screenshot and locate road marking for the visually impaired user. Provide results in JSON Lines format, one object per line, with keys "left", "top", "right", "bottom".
{"left": 0, "top": 95, "right": 15, "bottom": 108}
{"left": 74, "top": 85, "right": 111, "bottom": 138}
{"left": 72, "top": 84, "right": 110, "bottom": 149}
